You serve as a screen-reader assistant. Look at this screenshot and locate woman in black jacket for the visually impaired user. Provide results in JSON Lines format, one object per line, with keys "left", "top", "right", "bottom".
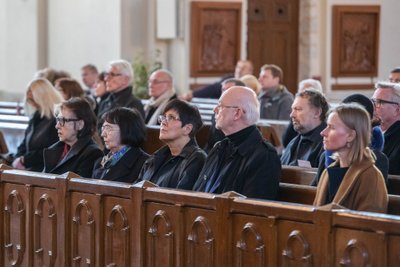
{"left": 136, "top": 99, "right": 206, "bottom": 190}
{"left": 43, "top": 97, "right": 103, "bottom": 177}
{"left": 11, "top": 78, "right": 64, "bottom": 171}
{"left": 92, "top": 107, "right": 149, "bottom": 183}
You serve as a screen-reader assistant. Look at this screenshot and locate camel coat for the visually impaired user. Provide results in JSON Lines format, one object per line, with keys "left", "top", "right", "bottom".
{"left": 313, "top": 152, "right": 388, "bottom": 213}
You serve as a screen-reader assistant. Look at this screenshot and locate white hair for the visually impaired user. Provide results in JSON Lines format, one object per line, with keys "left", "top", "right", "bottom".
{"left": 108, "top": 59, "right": 133, "bottom": 84}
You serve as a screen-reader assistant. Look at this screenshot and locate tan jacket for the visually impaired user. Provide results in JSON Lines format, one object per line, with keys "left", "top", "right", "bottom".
{"left": 313, "top": 153, "right": 388, "bottom": 213}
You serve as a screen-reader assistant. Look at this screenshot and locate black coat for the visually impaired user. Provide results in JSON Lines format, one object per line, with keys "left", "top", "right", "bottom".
{"left": 14, "top": 112, "right": 59, "bottom": 171}
{"left": 92, "top": 147, "right": 149, "bottom": 183}
{"left": 97, "top": 86, "right": 144, "bottom": 119}
{"left": 281, "top": 122, "right": 326, "bottom": 168}
{"left": 43, "top": 136, "right": 103, "bottom": 178}
{"left": 383, "top": 121, "right": 400, "bottom": 175}
{"left": 193, "top": 126, "right": 281, "bottom": 200}
{"left": 137, "top": 139, "right": 207, "bottom": 190}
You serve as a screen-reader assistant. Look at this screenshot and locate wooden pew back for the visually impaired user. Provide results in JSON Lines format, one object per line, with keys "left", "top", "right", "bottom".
{"left": 1, "top": 168, "right": 400, "bottom": 266}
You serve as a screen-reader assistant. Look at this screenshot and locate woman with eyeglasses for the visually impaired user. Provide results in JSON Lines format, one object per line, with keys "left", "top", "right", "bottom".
{"left": 92, "top": 107, "right": 149, "bottom": 183}
{"left": 43, "top": 97, "right": 103, "bottom": 177}
{"left": 136, "top": 99, "right": 206, "bottom": 190}
{"left": 10, "top": 78, "right": 64, "bottom": 171}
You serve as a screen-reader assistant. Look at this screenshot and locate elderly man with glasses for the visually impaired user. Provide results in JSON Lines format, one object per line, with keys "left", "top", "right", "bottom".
{"left": 144, "top": 69, "right": 177, "bottom": 125}
{"left": 97, "top": 59, "right": 145, "bottom": 123}
{"left": 193, "top": 86, "right": 281, "bottom": 200}
{"left": 372, "top": 81, "right": 400, "bottom": 174}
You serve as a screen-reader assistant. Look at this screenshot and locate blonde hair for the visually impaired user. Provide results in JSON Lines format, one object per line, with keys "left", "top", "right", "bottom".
{"left": 331, "top": 103, "right": 372, "bottom": 164}
{"left": 240, "top": 74, "right": 262, "bottom": 95}
{"left": 25, "top": 78, "right": 64, "bottom": 119}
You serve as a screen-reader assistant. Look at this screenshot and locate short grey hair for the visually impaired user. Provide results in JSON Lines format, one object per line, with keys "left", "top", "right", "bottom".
{"left": 108, "top": 59, "right": 133, "bottom": 84}
{"left": 375, "top": 81, "right": 400, "bottom": 100}
{"left": 298, "top": 79, "right": 323, "bottom": 93}
{"left": 240, "top": 87, "right": 260, "bottom": 125}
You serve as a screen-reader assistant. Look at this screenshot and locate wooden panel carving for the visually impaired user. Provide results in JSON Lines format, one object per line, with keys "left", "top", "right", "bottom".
{"left": 236, "top": 222, "right": 265, "bottom": 267}
{"left": 282, "top": 230, "right": 312, "bottom": 267}
{"left": 190, "top": 2, "right": 242, "bottom": 77}
{"left": 148, "top": 210, "right": 174, "bottom": 267}
{"left": 34, "top": 193, "right": 57, "bottom": 267}
{"left": 4, "top": 189, "right": 26, "bottom": 266}
{"left": 72, "top": 199, "right": 96, "bottom": 266}
{"left": 332, "top": 5, "right": 380, "bottom": 77}
{"left": 105, "top": 204, "right": 130, "bottom": 267}
{"left": 187, "top": 216, "right": 214, "bottom": 267}
{"left": 339, "top": 239, "right": 370, "bottom": 266}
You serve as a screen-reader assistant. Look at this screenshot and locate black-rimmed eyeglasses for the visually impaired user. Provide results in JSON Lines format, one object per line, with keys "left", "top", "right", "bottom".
{"left": 371, "top": 98, "right": 399, "bottom": 108}
{"left": 56, "top": 117, "right": 80, "bottom": 126}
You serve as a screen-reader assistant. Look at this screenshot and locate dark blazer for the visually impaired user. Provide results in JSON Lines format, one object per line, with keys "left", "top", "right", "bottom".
{"left": 43, "top": 136, "right": 103, "bottom": 177}
{"left": 97, "top": 86, "right": 144, "bottom": 119}
{"left": 14, "top": 111, "right": 58, "bottom": 171}
{"left": 92, "top": 147, "right": 149, "bottom": 183}
{"left": 281, "top": 122, "right": 326, "bottom": 168}
{"left": 137, "top": 139, "right": 206, "bottom": 190}
{"left": 383, "top": 121, "right": 400, "bottom": 175}
{"left": 193, "top": 126, "right": 281, "bottom": 200}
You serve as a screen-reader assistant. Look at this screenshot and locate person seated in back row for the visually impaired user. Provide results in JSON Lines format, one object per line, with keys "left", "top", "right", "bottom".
{"left": 136, "top": 99, "right": 206, "bottom": 190}
{"left": 92, "top": 107, "right": 149, "bottom": 183}
{"left": 258, "top": 64, "right": 293, "bottom": 120}
{"left": 313, "top": 103, "right": 388, "bottom": 213}
{"left": 144, "top": 69, "right": 177, "bottom": 125}
{"left": 280, "top": 89, "right": 329, "bottom": 168}
{"left": 193, "top": 86, "right": 281, "bottom": 200}
{"left": 43, "top": 97, "right": 103, "bottom": 177}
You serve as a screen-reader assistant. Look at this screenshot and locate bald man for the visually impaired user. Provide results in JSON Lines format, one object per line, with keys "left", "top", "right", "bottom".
{"left": 193, "top": 86, "right": 281, "bottom": 199}
{"left": 144, "top": 69, "right": 177, "bottom": 125}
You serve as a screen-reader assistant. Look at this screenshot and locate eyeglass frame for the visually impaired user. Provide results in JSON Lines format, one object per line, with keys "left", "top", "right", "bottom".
{"left": 101, "top": 124, "right": 120, "bottom": 134}
{"left": 148, "top": 79, "right": 171, "bottom": 85}
{"left": 56, "top": 116, "right": 81, "bottom": 127}
{"left": 371, "top": 98, "right": 399, "bottom": 107}
{"left": 214, "top": 104, "right": 245, "bottom": 113}
{"left": 158, "top": 114, "right": 181, "bottom": 124}
{"left": 104, "top": 72, "right": 123, "bottom": 78}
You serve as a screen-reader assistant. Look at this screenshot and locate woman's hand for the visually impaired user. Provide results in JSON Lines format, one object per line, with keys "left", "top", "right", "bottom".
{"left": 12, "top": 157, "right": 26, "bottom": 170}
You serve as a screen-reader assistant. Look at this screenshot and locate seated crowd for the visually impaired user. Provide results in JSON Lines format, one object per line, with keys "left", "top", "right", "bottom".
{"left": 5, "top": 61, "right": 400, "bottom": 216}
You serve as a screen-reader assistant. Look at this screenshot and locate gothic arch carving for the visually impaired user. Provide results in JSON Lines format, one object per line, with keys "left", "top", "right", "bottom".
{"left": 34, "top": 193, "right": 57, "bottom": 266}
{"left": 236, "top": 222, "right": 265, "bottom": 267}
{"left": 282, "top": 230, "right": 312, "bottom": 267}
{"left": 187, "top": 216, "right": 214, "bottom": 266}
{"left": 4, "top": 189, "right": 26, "bottom": 266}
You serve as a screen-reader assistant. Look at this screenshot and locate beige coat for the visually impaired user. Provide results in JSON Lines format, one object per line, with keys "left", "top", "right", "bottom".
{"left": 313, "top": 152, "right": 388, "bottom": 213}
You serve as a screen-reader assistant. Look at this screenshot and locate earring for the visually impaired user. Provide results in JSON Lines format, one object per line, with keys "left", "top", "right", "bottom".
{"left": 346, "top": 142, "right": 351, "bottom": 148}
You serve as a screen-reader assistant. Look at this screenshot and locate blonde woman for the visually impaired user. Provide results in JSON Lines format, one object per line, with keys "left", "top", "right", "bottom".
{"left": 11, "top": 78, "right": 64, "bottom": 171}
{"left": 313, "top": 103, "right": 388, "bottom": 212}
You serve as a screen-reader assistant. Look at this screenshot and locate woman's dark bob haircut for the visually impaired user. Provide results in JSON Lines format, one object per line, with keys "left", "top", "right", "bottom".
{"left": 163, "top": 99, "right": 203, "bottom": 138}
{"left": 102, "top": 107, "right": 146, "bottom": 147}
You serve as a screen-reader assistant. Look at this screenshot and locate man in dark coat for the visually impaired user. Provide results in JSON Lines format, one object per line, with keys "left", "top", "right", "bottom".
{"left": 97, "top": 59, "right": 145, "bottom": 122}
{"left": 281, "top": 89, "right": 329, "bottom": 168}
{"left": 372, "top": 81, "right": 400, "bottom": 175}
{"left": 193, "top": 86, "right": 281, "bottom": 200}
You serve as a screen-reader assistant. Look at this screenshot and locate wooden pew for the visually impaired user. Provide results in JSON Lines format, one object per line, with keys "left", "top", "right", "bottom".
{"left": 1, "top": 168, "right": 400, "bottom": 266}
{"left": 281, "top": 165, "right": 317, "bottom": 185}
{"left": 281, "top": 165, "right": 400, "bottom": 196}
